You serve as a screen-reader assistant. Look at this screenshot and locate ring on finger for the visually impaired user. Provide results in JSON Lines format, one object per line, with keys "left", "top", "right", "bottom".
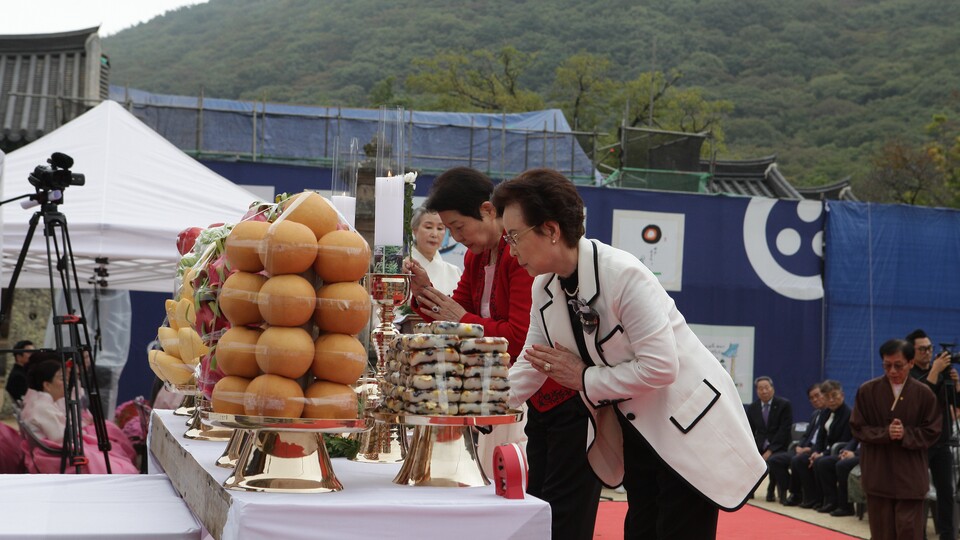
{"left": 544, "top": 362, "right": 552, "bottom": 372}
{"left": 431, "top": 305, "right": 440, "bottom": 313}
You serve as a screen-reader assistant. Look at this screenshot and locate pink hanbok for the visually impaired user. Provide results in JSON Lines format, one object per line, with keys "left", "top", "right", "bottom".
{"left": 19, "top": 389, "right": 138, "bottom": 474}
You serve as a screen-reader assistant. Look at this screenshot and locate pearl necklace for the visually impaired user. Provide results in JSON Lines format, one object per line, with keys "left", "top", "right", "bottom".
{"left": 562, "top": 284, "right": 579, "bottom": 297}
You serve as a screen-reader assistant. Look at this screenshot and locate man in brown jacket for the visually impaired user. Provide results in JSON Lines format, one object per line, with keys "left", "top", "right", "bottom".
{"left": 851, "top": 338, "right": 941, "bottom": 540}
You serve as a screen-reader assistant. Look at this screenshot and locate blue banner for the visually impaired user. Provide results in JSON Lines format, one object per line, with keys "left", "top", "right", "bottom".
{"left": 824, "top": 201, "right": 960, "bottom": 396}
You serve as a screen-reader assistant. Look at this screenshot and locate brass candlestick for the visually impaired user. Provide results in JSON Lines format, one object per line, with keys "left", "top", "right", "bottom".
{"left": 352, "top": 272, "right": 411, "bottom": 463}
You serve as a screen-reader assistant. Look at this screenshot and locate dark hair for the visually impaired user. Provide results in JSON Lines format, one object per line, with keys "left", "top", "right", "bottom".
{"left": 806, "top": 383, "right": 822, "bottom": 396}
{"left": 491, "top": 168, "right": 585, "bottom": 247}
{"left": 424, "top": 167, "right": 494, "bottom": 220}
{"left": 13, "top": 340, "right": 33, "bottom": 352}
{"left": 26, "top": 359, "right": 62, "bottom": 391}
{"left": 819, "top": 379, "right": 842, "bottom": 394}
{"left": 754, "top": 376, "right": 773, "bottom": 387}
{"left": 879, "top": 338, "right": 914, "bottom": 361}
{"left": 905, "top": 328, "right": 928, "bottom": 343}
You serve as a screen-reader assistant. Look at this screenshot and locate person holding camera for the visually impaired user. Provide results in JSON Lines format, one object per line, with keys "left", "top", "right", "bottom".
{"left": 907, "top": 329, "right": 959, "bottom": 540}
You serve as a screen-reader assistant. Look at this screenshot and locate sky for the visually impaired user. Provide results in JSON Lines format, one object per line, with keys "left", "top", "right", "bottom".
{"left": 0, "top": 0, "right": 209, "bottom": 37}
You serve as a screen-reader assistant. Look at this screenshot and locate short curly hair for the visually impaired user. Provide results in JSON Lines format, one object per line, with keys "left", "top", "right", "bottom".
{"left": 491, "top": 168, "right": 584, "bottom": 247}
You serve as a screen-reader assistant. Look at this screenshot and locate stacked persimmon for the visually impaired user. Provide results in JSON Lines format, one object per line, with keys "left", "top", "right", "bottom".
{"left": 211, "top": 192, "right": 372, "bottom": 420}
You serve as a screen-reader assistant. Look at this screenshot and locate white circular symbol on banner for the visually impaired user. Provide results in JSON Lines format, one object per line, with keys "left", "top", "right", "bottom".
{"left": 743, "top": 198, "right": 824, "bottom": 301}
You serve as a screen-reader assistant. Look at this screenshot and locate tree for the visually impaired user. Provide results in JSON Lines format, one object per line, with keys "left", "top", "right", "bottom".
{"left": 925, "top": 113, "right": 960, "bottom": 206}
{"left": 858, "top": 140, "right": 948, "bottom": 206}
{"left": 405, "top": 46, "right": 544, "bottom": 112}
{"left": 552, "top": 52, "right": 614, "bottom": 131}
{"left": 605, "top": 70, "right": 733, "bottom": 155}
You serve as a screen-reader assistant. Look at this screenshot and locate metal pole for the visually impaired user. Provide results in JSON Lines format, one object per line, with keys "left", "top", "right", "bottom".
{"left": 500, "top": 112, "right": 506, "bottom": 180}
{"left": 468, "top": 117, "right": 475, "bottom": 169}
{"left": 487, "top": 119, "right": 493, "bottom": 175}
{"left": 197, "top": 86, "right": 204, "bottom": 156}
{"left": 250, "top": 101, "right": 256, "bottom": 160}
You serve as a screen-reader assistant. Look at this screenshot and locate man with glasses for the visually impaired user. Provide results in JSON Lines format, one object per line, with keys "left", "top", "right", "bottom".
{"left": 907, "top": 329, "right": 959, "bottom": 540}
{"left": 851, "top": 338, "right": 941, "bottom": 540}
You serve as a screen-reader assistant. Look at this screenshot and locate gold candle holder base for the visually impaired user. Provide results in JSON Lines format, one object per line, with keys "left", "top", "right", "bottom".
{"left": 216, "top": 429, "right": 253, "bottom": 468}
{"left": 224, "top": 430, "right": 343, "bottom": 493}
{"left": 351, "top": 421, "right": 407, "bottom": 463}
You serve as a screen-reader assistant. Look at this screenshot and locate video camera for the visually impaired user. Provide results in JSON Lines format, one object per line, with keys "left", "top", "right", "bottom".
{"left": 939, "top": 343, "right": 960, "bottom": 364}
{"left": 28, "top": 152, "right": 85, "bottom": 191}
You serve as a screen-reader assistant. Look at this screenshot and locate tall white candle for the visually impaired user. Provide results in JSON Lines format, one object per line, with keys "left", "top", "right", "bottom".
{"left": 331, "top": 195, "right": 356, "bottom": 229}
{"left": 374, "top": 175, "right": 405, "bottom": 246}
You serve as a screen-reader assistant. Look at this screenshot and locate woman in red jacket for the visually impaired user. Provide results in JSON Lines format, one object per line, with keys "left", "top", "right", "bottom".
{"left": 407, "top": 167, "right": 601, "bottom": 540}
{"left": 407, "top": 167, "right": 532, "bottom": 356}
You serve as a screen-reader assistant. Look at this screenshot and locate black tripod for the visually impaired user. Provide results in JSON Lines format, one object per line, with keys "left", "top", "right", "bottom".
{"left": 0, "top": 153, "right": 111, "bottom": 474}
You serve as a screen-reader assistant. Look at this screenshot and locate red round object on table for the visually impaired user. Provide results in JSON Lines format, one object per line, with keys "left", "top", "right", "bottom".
{"left": 493, "top": 443, "right": 528, "bottom": 499}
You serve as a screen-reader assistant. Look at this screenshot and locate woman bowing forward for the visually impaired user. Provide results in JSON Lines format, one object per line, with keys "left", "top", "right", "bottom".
{"left": 493, "top": 168, "right": 766, "bottom": 539}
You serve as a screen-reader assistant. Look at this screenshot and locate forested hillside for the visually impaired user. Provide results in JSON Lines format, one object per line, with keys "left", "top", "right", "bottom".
{"left": 103, "top": 0, "right": 960, "bottom": 196}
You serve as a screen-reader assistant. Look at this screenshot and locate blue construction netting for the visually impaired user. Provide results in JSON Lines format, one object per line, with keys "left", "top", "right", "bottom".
{"left": 108, "top": 86, "right": 599, "bottom": 183}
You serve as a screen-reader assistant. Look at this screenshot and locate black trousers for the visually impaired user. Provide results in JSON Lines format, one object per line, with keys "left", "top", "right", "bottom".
{"left": 928, "top": 444, "right": 956, "bottom": 540}
{"left": 836, "top": 456, "right": 859, "bottom": 510}
{"left": 791, "top": 451, "right": 822, "bottom": 504}
{"left": 766, "top": 450, "right": 794, "bottom": 498}
{"left": 525, "top": 398, "right": 602, "bottom": 540}
{"left": 617, "top": 411, "right": 719, "bottom": 539}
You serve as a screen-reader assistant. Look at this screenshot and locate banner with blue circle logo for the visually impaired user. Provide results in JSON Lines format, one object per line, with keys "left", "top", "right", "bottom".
{"left": 578, "top": 186, "right": 824, "bottom": 414}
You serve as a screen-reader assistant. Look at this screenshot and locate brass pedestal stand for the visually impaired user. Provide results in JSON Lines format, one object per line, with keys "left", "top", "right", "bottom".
{"left": 204, "top": 412, "right": 373, "bottom": 493}
{"left": 375, "top": 411, "right": 523, "bottom": 487}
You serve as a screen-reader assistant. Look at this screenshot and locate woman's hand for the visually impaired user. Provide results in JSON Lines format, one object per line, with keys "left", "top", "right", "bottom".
{"left": 523, "top": 343, "right": 585, "bottom": 391}
{"left": 404, "top": 258, "right": 432, "bottom": 300}
{"left": 416, "top": 286, "right": 466, "bottom": 322}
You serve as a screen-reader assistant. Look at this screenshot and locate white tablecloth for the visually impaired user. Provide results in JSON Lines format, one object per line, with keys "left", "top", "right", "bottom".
{"left": 0, "top": 474, "right": 202, "bottom": 539}
{"left": 150, "top": 409, "right": 551, "bottom": 540}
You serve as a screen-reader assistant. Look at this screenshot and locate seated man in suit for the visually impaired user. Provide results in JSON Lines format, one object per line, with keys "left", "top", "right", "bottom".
{"left": 773, "top": 382, "right": 825, "bottom": 506}
{"left": 814, "top": 438, "right": 860, "bottom": 516}
{"left": 746, "top": 376, "right": 794, "bottom": 501}
{"left": 795, "top": 380, "right": 852, "bottom": 510}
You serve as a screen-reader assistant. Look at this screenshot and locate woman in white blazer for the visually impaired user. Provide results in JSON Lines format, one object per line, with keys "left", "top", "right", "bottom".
{"left": 492, "top": 169, "right": 767, "bottom": 539}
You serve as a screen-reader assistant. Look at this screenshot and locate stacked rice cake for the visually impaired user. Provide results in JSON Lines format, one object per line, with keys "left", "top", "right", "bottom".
{"left": 387, "top": 322, "right": 511, "bottom": 415}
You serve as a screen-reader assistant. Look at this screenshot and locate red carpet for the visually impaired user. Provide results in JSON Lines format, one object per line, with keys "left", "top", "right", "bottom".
{"left": 593, "top": 502, "right": 859, "bottom": 539}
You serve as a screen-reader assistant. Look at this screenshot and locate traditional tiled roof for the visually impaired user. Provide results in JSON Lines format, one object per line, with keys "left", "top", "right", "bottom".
{"left": 796, "top": 178, "right": 859, "bottom": 201}
{"left": 0, "top": 27, "right": 107, "bottom": 148}
{"left": 701, "top": 155, "right": 803, "bottom": 199}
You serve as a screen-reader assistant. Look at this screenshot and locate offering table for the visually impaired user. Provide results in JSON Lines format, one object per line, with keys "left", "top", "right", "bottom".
{"left": 149, "top": 409, "right": 550, "bottom": 539}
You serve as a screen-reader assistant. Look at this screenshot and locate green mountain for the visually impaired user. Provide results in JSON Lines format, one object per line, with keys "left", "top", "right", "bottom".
{"left": 103, "top": 0, "right": 960, "bottom": 187}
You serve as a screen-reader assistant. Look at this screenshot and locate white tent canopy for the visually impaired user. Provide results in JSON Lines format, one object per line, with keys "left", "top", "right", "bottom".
{"left": 1, "top": 100, "right": 260, "bottom": 292}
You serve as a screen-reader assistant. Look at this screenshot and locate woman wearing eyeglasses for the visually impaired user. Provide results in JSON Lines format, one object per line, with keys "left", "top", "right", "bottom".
{"left": 492, "top": 168, "right": 767, "bottom": 539}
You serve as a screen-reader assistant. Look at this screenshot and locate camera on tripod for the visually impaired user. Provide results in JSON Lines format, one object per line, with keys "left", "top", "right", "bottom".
{"left": 939, "top": 343, "right": 960, "bottom": 364}
{"left": 28, "top": 152, "right": 85, "bottom": 191}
